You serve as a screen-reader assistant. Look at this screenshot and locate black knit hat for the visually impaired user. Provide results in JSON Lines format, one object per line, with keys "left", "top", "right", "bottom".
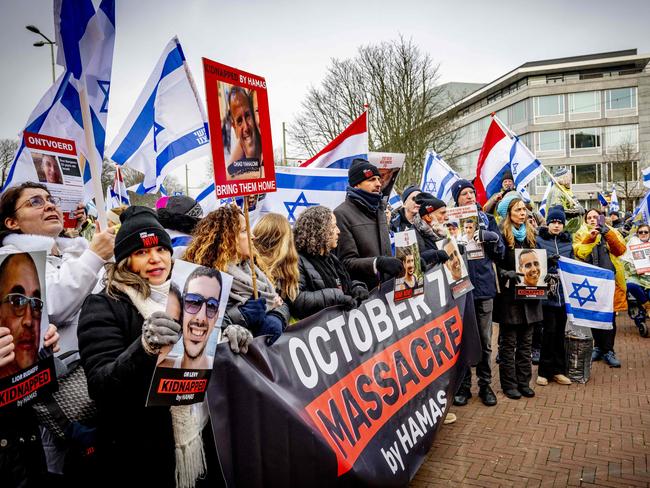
{"left": 114, "top": 206, "right": 173, "bottom": 263}
{"left": 546, "top": 205, "right": 566, "bottom": 225}
{"left": 503, "top": 170, "right": 513, "bottom": 181}
{"left": 451, "top": 179, "right": 475, "bottom": 205}
{"left": 401, "top": 185, "right": 420, "bottom": 203}
{"left": 348, "top": 158, "right": 380, "bottom": 187}
{"left": 157, "top": 195, "right": 203, "bottom": 234}
{"left": 418, "top": 196, "right": 446, "bottom": 217}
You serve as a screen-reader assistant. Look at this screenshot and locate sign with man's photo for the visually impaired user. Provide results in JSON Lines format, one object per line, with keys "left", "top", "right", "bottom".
{"left": 514, "top": 248, "right": 547, "bottom": 299}
{"left": 203, "top": 58, "right": 277, "bottom": 199}
{"left": 628, "top": 242, "right": 650, "bottom": 275}
{"left": 393, "top": 230, "right": 424, "bottom": 302}
{"left": 436, "top": 238, "right": 473, "bottom": 298}
{"left": 445, "top": 205, "right": 484, "bottom": 260}
{"left": 146, "top": 260, "right": 232, "bottom": 406}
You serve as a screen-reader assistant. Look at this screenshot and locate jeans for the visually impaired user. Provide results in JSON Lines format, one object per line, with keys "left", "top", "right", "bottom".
{"left": 461, "top": 299, "right": 494, "bottom": 390}
{"left": 498, "top": 322, "right": 534, "bottom": 391}
{"left": 538, "top": 306, "right": 567, "bottom": 378}
{"left": 593, "top": 316, "right": 617, "bottom": 353}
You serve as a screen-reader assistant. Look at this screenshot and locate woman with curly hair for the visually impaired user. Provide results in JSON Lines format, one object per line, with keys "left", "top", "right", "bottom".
{"left": 252, "top": 213, "right": 300, "bottom": 306}
{"left": 183, "top": 205, "right": 289, "bottom": 346}
{"left": 293, "top": 206, "right": 369, "bottom": 320}
{"left": 494, "top": 193, "right": 542, "bottom": 400}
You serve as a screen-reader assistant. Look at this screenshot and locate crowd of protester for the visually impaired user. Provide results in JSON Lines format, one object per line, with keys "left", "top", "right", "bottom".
{"left": 0, "top": 161, "right": 644, "bottom": 487}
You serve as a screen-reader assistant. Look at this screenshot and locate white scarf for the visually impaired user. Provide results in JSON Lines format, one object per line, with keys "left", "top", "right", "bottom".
{"left": 117, "top": 280, "right": 207, "bottom": 488}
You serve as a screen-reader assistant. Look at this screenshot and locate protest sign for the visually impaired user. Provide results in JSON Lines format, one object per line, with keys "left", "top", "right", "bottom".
{"left": 146, "top": 260, "right": 232, "bottom": 406}
{"left": 436, "top": 238, "right": 473, "bottom": 298}
{"left": 446, "top": 205, "right": 484, "bottom": 260}
{"left": 0, "top": 251, "right": 57, "bottom": 410}
{"left": 23, "top": 132, "right": 84, "bottom": 227}
{"left": 208, "top": 266, "right": 480, "bottom": 487}
{"left": 393, "top": 230, "right": 424, "bottom": 302}
{"left": 203, "top": 58, "right": 276, "bottom": 199}
{"left": 515, "top": 248, "right": 547, "bottom": 299}
{"left": 368, "top": 152, "right": 405, "bottom": 197}
{"left": 629, "top": 242, "right": 650, "bottom": 274}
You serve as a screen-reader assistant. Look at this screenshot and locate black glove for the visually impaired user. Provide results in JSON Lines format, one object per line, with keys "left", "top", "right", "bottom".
{"left": 457, "top": 243, "right": 466, "bottom": 256}
{"left": 479, "top": 229, "right": 499, "bottom": 243}
{"left": 351, "top": 285, "right": 369, "bottom": 304}
{"left": 141, "top": 311, "right": 181, "bottom": 355}
{"left": 544, "top": 273, "right": 559, "bottom": 284}
{"left": 338, "top": 294, "right": 357, "bottom": 310}
{"left": 376, "top": 256, "right": 404, "bottom": 278}
{"left": 548, "top": 254, "right": 560, "bottom": 266}
{"left": 239, "top": 298, "right": 267, "bottom": 332}
{"left": 501, "top": 269, "right": 521, "bottom": 285}
{"left": 600, "top": 225, "right": 610, "bottom": 236}
{"left": 259, "top": 313, "right": 285, "bottom": 345}
{"left": 432, "top": 249, "right": 450, "bottom": 264}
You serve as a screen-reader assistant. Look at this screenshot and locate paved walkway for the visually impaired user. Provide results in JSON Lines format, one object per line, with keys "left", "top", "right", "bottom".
{"left": 411, "top": 316, "right": 650, "bottom": 487}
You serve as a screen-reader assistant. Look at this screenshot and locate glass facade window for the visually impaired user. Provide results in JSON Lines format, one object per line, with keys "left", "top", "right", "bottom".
{"left": 605, "top": 124, "right": 638, "bottom": 154}
{"left": 573, "top": 164, "right": 600, "bottom": 184}
{"left": 533, "top": 95, "right": 564, "bottom": 123}
{"left": 535, "top": 130, "right": 565, "bottom": 158}
{"left": 605, "top": 87, "right": 637, "bottom": 117}
{"left": 570, "top": 128, "right": 601, "bottom": 155}
{"left": 569, "top": 91, "right": 601, "bottom": 121}
{"left": 609, "top": 161, "right": 638, "bottom": 182}
{"left": 508, "top": 100, "right": 527, "bottom": 125}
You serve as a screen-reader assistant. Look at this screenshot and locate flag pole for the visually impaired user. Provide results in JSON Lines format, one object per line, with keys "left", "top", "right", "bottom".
{"left": 78, "top": 84, "right": 108, "bottom": 229}
{"left": 243, "top": 198, "right": 258, "bottom": 299}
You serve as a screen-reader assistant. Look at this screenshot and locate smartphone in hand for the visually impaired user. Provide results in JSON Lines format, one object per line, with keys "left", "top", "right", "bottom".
{"left": 597, "top": 215, "right": 606, "bottom": 229}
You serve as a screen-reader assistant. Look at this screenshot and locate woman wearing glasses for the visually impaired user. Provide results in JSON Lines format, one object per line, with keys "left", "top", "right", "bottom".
{"left": 183, "top": 204, "right": 289, "bottom": 348}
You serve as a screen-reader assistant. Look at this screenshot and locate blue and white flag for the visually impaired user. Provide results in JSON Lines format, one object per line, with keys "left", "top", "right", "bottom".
{"left": 4, "top": 0, "right": 115, "bottom": 202}
{"left": 508, "top": 134, "right": 543, "bottom": 196}
{"left": 558, "top": 256, "right": 614, "bottom": 330}
{"left": 609, "top": 185, "right": 620, "bottom": 213}
{"left": 643, "top": 166, "right": 650, "bottom": 189}
{"left": 538, "top": 181, "right": 553, "bottom": 217}
{"left": 634, "top": 189, "right": 650, "bottom": 222}
{"left": 419, "top": 150, "right": 459, "bottom": 203}
{"left": 388, "top": 190, "right": 402, "bottom": 211}
{"left": 106, "top": 165, "right": 129, "bottom": 210}
{"left": 260, "top": 167, "right": 348, "bottom": 223}
{"left": 108, "top": 37, "right": 210, "bottom": 193}
{"left": 597, "top": 192, "right": 608, "bottom": 207}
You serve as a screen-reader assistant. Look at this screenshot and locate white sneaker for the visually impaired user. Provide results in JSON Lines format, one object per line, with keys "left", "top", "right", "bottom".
{"left": 443, "top": 412, "right": 457, "bottom": 425}
{"left": 553, "top": 374, "right": 571, "bottom": 385}
{"left": 536, "top": 376, "right": 548, "bottom": 386}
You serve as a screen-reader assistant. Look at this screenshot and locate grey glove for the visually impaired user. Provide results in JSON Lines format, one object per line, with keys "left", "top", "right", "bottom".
{"left": 141, "top": 311, "right": 181, "bottom": 355}
{"left": 223, "top": 324, "right": 253, "bottom": 354}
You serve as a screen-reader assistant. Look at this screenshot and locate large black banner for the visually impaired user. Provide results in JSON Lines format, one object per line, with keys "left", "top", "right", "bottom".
{"left": 208, "top": 265, "right": 481, "bottom": 487}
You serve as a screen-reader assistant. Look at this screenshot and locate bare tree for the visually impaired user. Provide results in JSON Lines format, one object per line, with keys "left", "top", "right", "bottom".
{"left": 607, "top": 142, "right": 646, "bottom": 212}
{"left": 289, "top": 36, "right": 458, "bottom": 191}
{"left": 0, "top": 139, "right": 19, "bottom": 187}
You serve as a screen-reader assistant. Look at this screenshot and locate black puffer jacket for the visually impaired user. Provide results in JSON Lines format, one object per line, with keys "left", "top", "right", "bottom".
{"left": 334, "top": 194, "right": 392, "bottom": 290}
{"left": 77, "top": 290, "right": 176, "bottom": 487}
{"left": 293, "top": 253, "right": 366, "bottom": 320}
{"left": 0, "top": 407, "right": 47, "bottom": 488}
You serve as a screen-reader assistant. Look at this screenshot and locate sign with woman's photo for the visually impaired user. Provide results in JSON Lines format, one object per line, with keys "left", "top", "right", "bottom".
{"left": 0, "top": 251, "right": 57, "bottom": 410}
{"left": 445, "top": 205, "right": 484, "bottom": 260}
{"left": 514, "top": 248, "right": 547, "bottom": 299}
{"left": 22, "top": 132, "right": 84, "bottom": 224}
{"left": 203, "top": 58, "right": 277, "bottom": 199}
{"left": 436, "top": 238, "right": 473, "bottom": 298}
{"left": 146, "top": 260, "right": 232, "bottom": 406}
{"left": 393, "top": 230, "right": 424, "bottom": 301}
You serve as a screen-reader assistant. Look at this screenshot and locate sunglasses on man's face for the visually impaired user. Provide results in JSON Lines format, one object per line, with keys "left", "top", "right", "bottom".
{"left": 1, "top": 293, "right": 44, "bottom": 317}
{"left": 183, "top": 293, "right": 220, "bottom": 318}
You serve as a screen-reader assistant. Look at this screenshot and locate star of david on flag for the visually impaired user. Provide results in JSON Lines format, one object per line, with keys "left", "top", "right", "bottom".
{"left": 284, "top": 192, "right": 319, "bottom": 223}
{"left": 419, "top": 150, "right": 459, "bottom": 203}
{"left": 558, "top": 256, "right": 614, "bottom": 330}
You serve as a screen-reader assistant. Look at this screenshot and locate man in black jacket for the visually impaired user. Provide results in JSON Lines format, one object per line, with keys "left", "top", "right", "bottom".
{"left": 334, "top": 159, "right": 404, "bottom": 290}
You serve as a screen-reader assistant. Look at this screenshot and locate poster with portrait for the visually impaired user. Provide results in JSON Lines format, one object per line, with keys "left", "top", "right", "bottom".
{"left": 146, "top": 260, "right": 233, "bottom": 406}
{"left": 446, "top": 205, "right": 484, "bottom": 260}
{"left": 436, "top": 238, "right": 473, "bottom": 298}
{"left": 203, "top": 58, "right": 276, "bottom": 199}
{"left": 0, "top": 250, "right": 57, "bottom": 410}
{"left": 22, "top": 132, "right": 84, "bottom": 227}
{"left": 628, "top": 242, "right": 650, "bottom": 275}
{"left": 514, "top": 248, "right": 548, "bottom": 299}
{"left": 368, "top": 152, "right": 405, "bottom": 197}
{"left": 393, "top": 230, "right": 424, "bottom": 301}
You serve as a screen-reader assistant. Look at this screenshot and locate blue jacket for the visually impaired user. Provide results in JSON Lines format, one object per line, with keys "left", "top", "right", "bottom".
{"left": 467, "top": 210, "right": 505, "bottom": 300}
{"left": 536, "top": 227, "right": 574, "bottom": 307}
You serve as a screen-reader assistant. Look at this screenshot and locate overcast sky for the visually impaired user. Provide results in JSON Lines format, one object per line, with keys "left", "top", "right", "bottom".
{"left": 1, "top": 0, "right": 649, "bottom": 190}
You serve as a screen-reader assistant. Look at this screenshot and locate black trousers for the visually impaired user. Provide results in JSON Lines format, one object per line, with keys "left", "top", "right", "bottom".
{"left": 538, "top": 306, "right": 567, "bottom": 378}
{"left": 461, "top": 299, "right": 494, "bottom": 390}
{"left": 532, "top": 321, "right": 544, "bottom": 351}
{"left": 498, "top": 322, "right": 534, "bottom": 391}
{"left": 592, "top": 316, "right": 617, "bottom": 353}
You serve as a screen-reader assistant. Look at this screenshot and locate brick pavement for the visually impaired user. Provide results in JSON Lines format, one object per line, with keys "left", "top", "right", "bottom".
{"left": 411, "top": 316, "right": 650, "bottom": 488}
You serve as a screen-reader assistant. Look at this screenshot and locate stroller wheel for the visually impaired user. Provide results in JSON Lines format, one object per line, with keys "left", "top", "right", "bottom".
{"left": 639, "top": 321, "right": 649, "bottom": 338}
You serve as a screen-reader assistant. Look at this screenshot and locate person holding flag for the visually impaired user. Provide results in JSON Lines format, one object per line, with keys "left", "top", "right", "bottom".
{"left": 483, "top": 170, "right": 514, "bottom": 216}
{"left": 545, "top": 167, "right": 585, "bottom": 219}
{"left": 573, "top": 209, "right": 627, "bottom": 367}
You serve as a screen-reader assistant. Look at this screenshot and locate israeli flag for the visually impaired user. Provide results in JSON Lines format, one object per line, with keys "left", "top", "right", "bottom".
{"left": 509, "top": 134, "right": 543, "bottom": 196}
{"left": 558, "top": 257, "right": 614, "bottom": 330}
{"left": 106, "top": 165, "right": 129, "bottom": 210}
{"left": 4, "top": 0, "right": 115, "bottom": 202}
{"left": 260, "top": 167, "right": 348, "bottom": 223}
{"left": 538, "top": 181, "right": 553, "bottom": 217}
{"left": 634, "top": 189, "right": 650, "bottom": 222}
{"left": 419, "top": 150, "right": 459, "bottom": 203}
{"left": 388, "top": 190, "right": 402, "bottom": 211}
{"left": 597, "top": 192, "right": 608, "bottom": 207}
{"left": 108, "top": 37, "right": 210, "bottom": 193}
{"left": 643, "top": 167, "right": 650, "bottom": 189}
{"left": 610, "top": 186, "right": 620, "bottom": 213}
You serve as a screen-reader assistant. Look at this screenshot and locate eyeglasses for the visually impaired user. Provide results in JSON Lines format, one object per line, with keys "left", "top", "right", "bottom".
{"left": 1, "top": 293, "right": 44, "bottom": 317}
{"left": 183, "top": 293, "right": 220, "bottom": 318}
{"left": 15, "top": 195, "right": 61, "bottom": 211}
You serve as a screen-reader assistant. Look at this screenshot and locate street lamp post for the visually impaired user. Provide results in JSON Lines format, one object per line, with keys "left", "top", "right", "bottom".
{"left": 26, "top": 25, "right": 56, "bottom": 84}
